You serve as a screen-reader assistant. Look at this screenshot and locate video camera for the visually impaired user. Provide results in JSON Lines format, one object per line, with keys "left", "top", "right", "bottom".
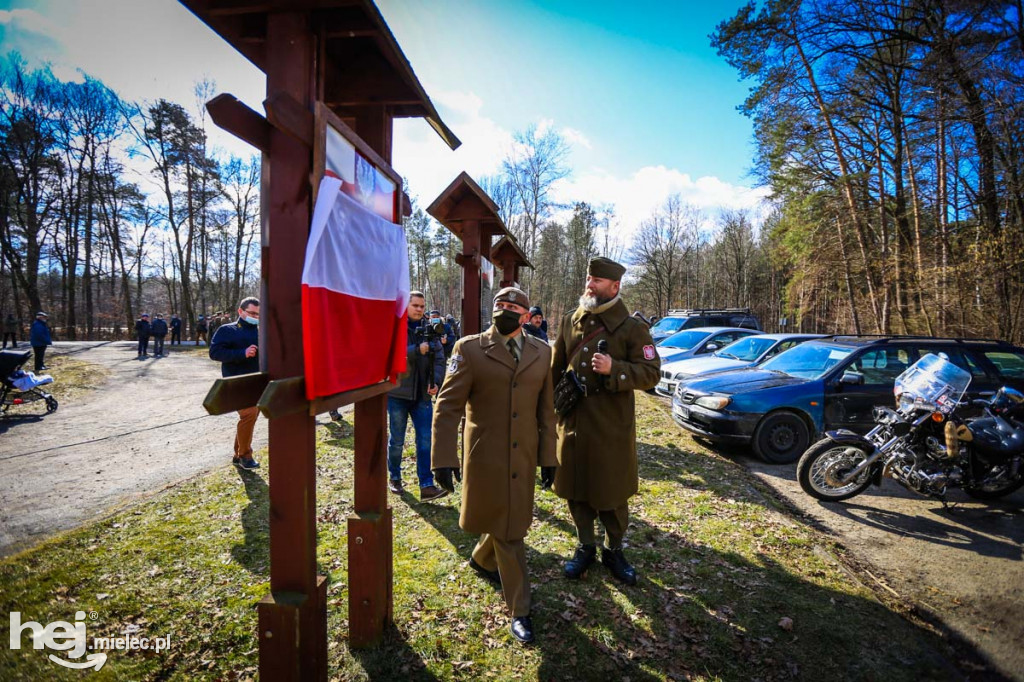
{"left": 413, "top": 318, "right": 446, "bottom": 343}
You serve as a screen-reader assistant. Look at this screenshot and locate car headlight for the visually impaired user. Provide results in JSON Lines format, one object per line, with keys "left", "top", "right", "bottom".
{"left": 695, "top": 395, "right": 730, "bottom": 410}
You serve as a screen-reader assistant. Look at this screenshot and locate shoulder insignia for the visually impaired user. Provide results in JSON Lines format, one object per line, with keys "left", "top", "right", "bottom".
{"left": 643, "top": 345, "right": 656, "bottom": 361}
{"left": 448, "top": 354, "right": 464, "bottom": 374}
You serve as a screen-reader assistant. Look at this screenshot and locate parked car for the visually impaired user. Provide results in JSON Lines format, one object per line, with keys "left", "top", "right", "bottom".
{"left": 650, "top": 308, "right": 761, "bottom": 342}
{"left": 671, "top": 336, "right": 1024, "bottom": 464}
{"left": 655, "top": 333, "right": 824, "bottom": 397}
{"left": 655, "top": 327, "right": 762, "bottom": 366}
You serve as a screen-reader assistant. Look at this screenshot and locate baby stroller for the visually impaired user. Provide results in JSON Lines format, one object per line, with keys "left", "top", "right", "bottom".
{"left": 0, "top": 350, "right": 58, "bottom": 415}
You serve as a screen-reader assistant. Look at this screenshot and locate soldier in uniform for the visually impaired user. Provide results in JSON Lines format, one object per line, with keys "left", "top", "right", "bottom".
{"left": 431, "top": 286, "right": 558, "bottom": 644}
{"left": 551, "top": 257, "right": 660, "bottom": 586}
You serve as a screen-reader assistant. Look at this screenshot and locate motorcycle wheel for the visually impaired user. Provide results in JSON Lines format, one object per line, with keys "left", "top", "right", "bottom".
{"left": 963, "top": 461, "right": 1024, "bottom": 500}
{"left": 797, "top": 438, "right": 874, "bottom": 501}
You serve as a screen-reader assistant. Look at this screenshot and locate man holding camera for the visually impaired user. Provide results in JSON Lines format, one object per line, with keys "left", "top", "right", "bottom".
{"left": 388, "top": 291, "right": 448, "bottom": 501}
{"left": 431, "top": 287, "right": 557, "bottom": 644}
{"left": 551, "top": 257, "right": 660, "bottom": 586}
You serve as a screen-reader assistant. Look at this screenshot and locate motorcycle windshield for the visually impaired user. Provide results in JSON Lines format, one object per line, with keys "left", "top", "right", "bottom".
{"left": 894, "top": 353, "right": 972, "bottom": 414}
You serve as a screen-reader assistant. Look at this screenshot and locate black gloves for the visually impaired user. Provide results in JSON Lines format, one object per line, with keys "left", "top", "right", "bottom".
{"left": 434, "top": 467, "right": 461, "bottom": 493}
{"left": 540, "top": 466, "right": 557, "bottom": 489}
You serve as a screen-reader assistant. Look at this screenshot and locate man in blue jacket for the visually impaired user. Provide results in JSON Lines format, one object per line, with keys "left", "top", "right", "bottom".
{"left": 151, "top": 314, "right": 169, "bottom": 357}
{"left": 135, "top": 313, "right": 151, "bottom": 359}
{"left": 209, "top": 297, "right": 261, "bottom": 469}
{"left": 30, "top": 311, "right": 52, "bottom": 373}
{"left": 388, "top": 291, "right": 447, "bottom": 501}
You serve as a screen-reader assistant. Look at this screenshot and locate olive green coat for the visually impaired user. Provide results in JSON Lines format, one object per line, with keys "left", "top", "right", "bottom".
{"left": 551, "top": 297, "right": 660, "bottom": 509}
{"left": 432, "top": 327, "right": 558, "bottom": 541}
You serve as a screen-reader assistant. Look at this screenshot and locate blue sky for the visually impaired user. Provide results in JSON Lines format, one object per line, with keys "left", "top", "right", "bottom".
{"left": 0, "top": 0, "right": 766, "bottom": 236}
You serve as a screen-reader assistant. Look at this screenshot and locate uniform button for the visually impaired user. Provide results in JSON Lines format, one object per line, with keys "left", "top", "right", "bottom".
{"left": 590, "top": 320, "right": 595, "bottom": 325}
{"left": 583, "top": 347, "right": 589, "bottom": 352}
{"left": 581, "top": 376, "right": 587, "bottom": 382}
{"left": 513, "top": 412, "right": 518, "bottom": 418}
{"left": 620, "top": 374, "right": 627, "bottom": 380}
{"left": 512, "top": 472, "right": 518, "bottom": 479}
{"left": 512, "top": 442, "right": 518, "bottom": 448}
{"left": 581, "top": 361, "right": 588, "bottom": 367}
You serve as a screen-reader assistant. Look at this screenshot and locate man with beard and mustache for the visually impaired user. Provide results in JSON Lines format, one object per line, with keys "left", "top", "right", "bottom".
{"left": 550, "top": 257, "right": 660, "bottom": 586}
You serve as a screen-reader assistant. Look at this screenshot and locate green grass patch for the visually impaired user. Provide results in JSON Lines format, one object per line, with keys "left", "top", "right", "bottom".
{"left": 0, "top": 395, "right": 963, "bottom": 680}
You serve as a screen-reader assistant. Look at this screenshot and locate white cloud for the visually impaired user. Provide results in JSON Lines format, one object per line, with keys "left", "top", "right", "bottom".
{"left": 560, "top": 126, "right": 592, "bottom": 150}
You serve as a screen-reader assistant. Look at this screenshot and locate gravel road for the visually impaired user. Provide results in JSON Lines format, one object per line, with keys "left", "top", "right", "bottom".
{"left": 0, "top": 341, "right": 271, "bottom": 557}
{"left": 740, "top": 451, "right": 1023, "bottom": 681}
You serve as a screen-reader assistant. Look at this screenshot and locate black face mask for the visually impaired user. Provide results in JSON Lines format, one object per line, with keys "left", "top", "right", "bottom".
{"left": 492, "top": 308, "right": 522, "bottom": 335}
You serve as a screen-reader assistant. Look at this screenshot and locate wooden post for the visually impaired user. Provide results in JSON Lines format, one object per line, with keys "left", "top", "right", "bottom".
{"left": 462, "top": 220, "right": 481, "bottom": 335}
{"left": 348, "top": 104, "right": 395, "bottom": 648}
{"left": 257, "top": 11, "right": 327, "bottom": 682}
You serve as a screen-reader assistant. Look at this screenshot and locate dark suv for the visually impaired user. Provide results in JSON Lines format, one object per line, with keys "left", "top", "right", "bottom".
{"left": 651, "top": 308, "right": 761, "bottom": 342}
{"left": 671, "top": 335, "right": 1024, "bottom": 464}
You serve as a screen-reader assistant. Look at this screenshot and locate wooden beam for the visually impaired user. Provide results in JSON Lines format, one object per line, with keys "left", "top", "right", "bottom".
{"left": 309, "top": 381, "right": 393, "bottom": 416}
{"left": 265, "top": 91, "right": 314, "bottom": 148}
{"left": 207, "top": 94, "right": 271, "bottom": 153}
{"left": 256, "top": 376, "right": 306, "bottom": 419}
{"left": 202, "top": 372, "right": 270, "bottom": 415}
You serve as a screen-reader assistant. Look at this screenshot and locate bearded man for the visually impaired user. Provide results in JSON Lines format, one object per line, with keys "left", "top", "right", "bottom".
{"left": 550, "top": 257, "right": 660, "bottom": 585}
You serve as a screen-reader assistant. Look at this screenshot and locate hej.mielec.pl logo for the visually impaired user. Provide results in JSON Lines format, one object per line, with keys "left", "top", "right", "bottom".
{"left": 9, "top": 610, "right": 172, "bottom": 670}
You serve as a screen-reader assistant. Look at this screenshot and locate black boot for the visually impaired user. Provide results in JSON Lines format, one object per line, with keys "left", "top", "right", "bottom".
{"left": 564, "top": 544, "right": 596, "bottom": 580}
{"left": 601, "top": 547, "right": 638, "bottom": 586}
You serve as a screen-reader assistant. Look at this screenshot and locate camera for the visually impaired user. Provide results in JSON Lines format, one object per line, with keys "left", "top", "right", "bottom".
{"left": 413, "top": 319, "right": 446, "bottom": 343}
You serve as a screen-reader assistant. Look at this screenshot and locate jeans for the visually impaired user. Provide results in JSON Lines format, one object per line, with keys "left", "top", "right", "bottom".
{"left": 387, "top": 396, "right": 434, "bottom": 488}
{"left": 153, "top": 336, "right": 165, "bottom": 355}
{"left": 138, "top": 336, "right": 150, "bottom": 356}
{"left": 32, "top": 345, "right": 46, "bottom": 373}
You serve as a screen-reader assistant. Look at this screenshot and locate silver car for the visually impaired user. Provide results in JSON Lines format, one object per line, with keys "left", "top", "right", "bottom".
{"left": 654, "top": 327, "right": 761, "bottom": 396}
{"left": 655, "top": 333, "right": 825, "bottom": 397}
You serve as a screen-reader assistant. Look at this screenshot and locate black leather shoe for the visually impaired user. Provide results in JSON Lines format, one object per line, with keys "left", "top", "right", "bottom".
{"left": 510, "top": 615, "right": 535, "bottom": 644}
{"left": 563, "top": 544, "right": 596, "bottom": 580}
{"left": 469, "top": 558, "right": 501, "bottom": 586}
{"left": 601, "top": 547, "right": 638, "bottom": 586}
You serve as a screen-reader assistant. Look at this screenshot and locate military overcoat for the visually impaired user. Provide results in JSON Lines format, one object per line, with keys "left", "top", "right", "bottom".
{"left": 432, "top": 326, "right": 558, "bottom": 541}
{"left": 551, "top": 297, "right": 660, "bottom": 510}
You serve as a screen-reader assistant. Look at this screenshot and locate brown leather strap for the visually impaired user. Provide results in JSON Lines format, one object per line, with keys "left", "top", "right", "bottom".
{"left": 566, "top": 323, "right": 606, "bottom": 365}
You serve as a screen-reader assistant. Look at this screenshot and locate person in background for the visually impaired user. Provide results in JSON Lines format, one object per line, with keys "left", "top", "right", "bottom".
{"left": 387, "top": 292, "right": 447, "bottom": 501}
{"left": 441, "top": 313, "right": 456, "bottom": 358}
{"left": 431, "top": 286, "right": 557, "bottom": 644}
{"left": 170, "top": 314, "right": 182, "bottom": 345}
{"left": 446, "top": 314, "right": 461, "bottom": 341}
{"left": 135, "top": 313, "right": 152, "bottom": 360}
{"left": 522, "top": 306, "right": 548, "bottom": 343}
{"left": 30, "top": 311, "right": 52, "bottom": 373}
{"left": 3, "top": 313, "right": 18, "bottom": 349}
{"left": 196, "top": 315, "right": 208, "bottom": 345}
{"left": 151, "top": 314, "right": 168, "bottom": 357}
{"left": 209, "top": 297, "right": 262, "bottom": 469}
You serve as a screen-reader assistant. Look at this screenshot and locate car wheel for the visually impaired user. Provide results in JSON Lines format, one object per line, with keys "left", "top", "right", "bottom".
{"left": 752, "top": 411, "right": 810, "bottom": 464}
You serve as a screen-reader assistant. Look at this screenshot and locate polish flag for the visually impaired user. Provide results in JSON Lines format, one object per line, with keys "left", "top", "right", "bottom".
{"left": 301, "top": 175, "right": 410, "bottom": 399}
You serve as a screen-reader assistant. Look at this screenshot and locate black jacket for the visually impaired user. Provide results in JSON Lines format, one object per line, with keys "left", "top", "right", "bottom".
{"left": 151, "top": 319, "right": 168, "bottom": 337}
{"left": 390, "top": 317, "right": 445, "bottom": 402}
{"left": 523, "top": 323, "right": 548, "bottom": 343}
{"left": 209, "top": 318, "right": 260, "bottom": 377}
{"left": 135, "top": 319, "right": 151, "bottom": 338}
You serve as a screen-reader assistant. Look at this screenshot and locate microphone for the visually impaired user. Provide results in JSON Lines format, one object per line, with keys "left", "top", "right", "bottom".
{"left": 597, "top": 339, "right": 608, "bottom": 354}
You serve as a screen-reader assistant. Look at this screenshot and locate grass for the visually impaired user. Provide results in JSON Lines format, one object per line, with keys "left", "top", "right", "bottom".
{"left": 0, "top": 394, "right": 966, "bottom": 681}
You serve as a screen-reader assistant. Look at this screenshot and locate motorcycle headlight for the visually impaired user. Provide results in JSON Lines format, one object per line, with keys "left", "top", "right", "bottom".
{"left": 695, "top": 395, "right": 730, "bottom": 411}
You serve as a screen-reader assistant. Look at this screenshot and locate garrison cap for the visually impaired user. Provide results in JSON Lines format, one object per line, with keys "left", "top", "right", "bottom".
{"left": 588, "top": 256, "right": 626, "bottom": 281}
{"left": 493, "top": 286, "right": 530, "bottom": 311}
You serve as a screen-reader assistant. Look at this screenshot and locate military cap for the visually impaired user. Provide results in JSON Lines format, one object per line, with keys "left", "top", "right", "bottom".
{"left": 588, "top": 256, "right": 626, "bottom": 281}
{"left": 493, "top": 286, "right": 530, "bottom": 310}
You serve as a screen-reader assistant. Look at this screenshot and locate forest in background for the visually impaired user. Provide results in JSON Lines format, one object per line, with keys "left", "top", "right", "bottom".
{"left": 3, "top": 1, "right": 1023, "bottom": 343}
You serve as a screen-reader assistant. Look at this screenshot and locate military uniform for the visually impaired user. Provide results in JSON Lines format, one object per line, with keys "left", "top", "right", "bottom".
{"left": 431, "top": 292, "right": 557, "bottom": 624}
{"left": 551, "top": 258, "right": 660, "bottom": 582}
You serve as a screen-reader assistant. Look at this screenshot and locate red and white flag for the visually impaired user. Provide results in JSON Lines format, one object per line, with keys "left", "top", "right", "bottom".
{"left": 302, "top": 175, "right": 410, "bottom": 399}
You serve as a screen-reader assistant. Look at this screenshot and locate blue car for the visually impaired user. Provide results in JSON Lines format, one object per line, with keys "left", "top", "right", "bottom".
{"left": 671, "top": 336, "right": 1024, "bottom": 464}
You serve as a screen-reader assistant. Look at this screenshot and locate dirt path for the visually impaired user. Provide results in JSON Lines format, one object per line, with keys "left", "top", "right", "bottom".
{"left": 0, "top": 341, "right": 271, "bottom": 557}
{"left": 740, "top": 453, "right": 1024, "bottom": 680}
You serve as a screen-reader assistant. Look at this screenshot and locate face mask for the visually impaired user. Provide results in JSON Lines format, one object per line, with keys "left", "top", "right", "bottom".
{"left": 430, "top": 317, "right": 441, "bottom": 326}
{"left": 492, "top": 308, "right": 521, "bottom": 335}
{"left": 243, "top": 314, "right": 259, "bottom": 326}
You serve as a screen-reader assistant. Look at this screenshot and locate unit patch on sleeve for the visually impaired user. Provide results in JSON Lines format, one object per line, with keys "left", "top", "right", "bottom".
{"left": 643, "top": 345, "right": 656, "bottom": 360}
{"left": 448, "top": 354, "right": 464, "bottom": 374}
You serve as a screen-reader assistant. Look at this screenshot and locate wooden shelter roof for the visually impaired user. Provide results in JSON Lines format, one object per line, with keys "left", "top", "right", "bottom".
{"left": 426, "top": 172, "right": 508, "bottom": 240}
{"left": 180, "top": 0, "right": 460, "bottom": 150}
{"left": 490, "top": 235, "right": 532, "bottom": 270}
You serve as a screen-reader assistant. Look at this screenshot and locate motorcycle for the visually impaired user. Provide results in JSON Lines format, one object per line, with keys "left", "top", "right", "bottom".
{"left": 797, "top": 353, "right": 1024, "bottom": 503}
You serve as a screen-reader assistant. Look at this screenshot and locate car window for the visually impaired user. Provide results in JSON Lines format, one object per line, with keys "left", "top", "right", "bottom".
{"left": 651, "top": 317, "right": 687, "bottom": 334}
{"left": 983, "top": 350, "right": 1024, "bottom": 379}
{"left": 658, "top": 329, "right": 711, "bottom": 349}
{"left": 715, "top": 335, "right": 775, "bottom": 361}
{"left": 760, "top": 342, "right": 852, "bottom": 379}
{"left": 846, "top": 348, "right": 912, "bottom": 386}
{"left": 930, "top": 348, "right": 989, "bottom": 379}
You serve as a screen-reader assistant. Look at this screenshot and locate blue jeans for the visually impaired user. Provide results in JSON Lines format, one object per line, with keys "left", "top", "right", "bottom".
{"left": 387, "top": 396, "right": 434, "bottom": 488}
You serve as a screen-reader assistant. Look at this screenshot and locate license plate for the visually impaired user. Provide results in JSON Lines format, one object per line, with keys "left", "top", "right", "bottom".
{"left": 658, "top": 380, "right": 672, "bottom": 393}
{"left": 673, "top": 405, "right": 689, "bottom": 420}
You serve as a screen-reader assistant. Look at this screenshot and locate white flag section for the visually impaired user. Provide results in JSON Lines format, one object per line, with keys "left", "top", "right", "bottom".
{"left": 301, "top": 175, "right": 410, "bottom": 399}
